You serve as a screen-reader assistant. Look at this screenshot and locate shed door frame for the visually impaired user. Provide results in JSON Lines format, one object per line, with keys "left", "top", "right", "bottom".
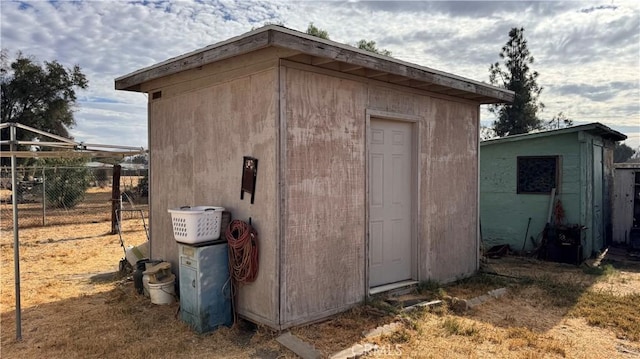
{"left": 365, "top": 109, "right": 421, "bottom": 294}
{"left": 592, "top": 143, "right": 604, "bottom": 252}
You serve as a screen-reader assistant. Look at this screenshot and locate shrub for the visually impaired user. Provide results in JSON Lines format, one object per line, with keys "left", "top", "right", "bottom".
{"left": 42, "top": 158, "right": 90, "bottom": 209}
{"left": 135, "top": 171, "right": 149, "bottom": 198}
{"left": 94, "top": 168, "right": 110, "bottom": 187}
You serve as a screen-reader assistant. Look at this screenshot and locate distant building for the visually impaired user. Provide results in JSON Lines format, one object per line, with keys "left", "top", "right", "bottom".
{"left": 612, "top": 163, "right": 640, "bottom": 248}
{"left": 480, "top": 123, "right": 626, "bottom": 260}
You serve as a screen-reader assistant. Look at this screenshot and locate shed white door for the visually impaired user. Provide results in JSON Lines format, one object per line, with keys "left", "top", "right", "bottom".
{"left": 369, "top": 118, "right": 414, "bottom": 287}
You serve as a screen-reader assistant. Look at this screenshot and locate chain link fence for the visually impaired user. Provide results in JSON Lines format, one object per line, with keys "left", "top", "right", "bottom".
{"left": 0, "top": 165, "right": 148, "bottom": 230}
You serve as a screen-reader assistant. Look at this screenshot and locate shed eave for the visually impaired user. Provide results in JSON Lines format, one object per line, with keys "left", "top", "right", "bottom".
{"left": 115, "top": 29, "right": 272, "bottom": 91}
{"left": 115, "top": 25, "right": 514, "bottom": 104}
{"left": 481, "top": 122, "right": 627, "bottom": 146}
{"left": 268, "top": 29, "right": 513, "bottom": 104}
{"left": 614, "top": 163, "right": 640, "bottom": 169}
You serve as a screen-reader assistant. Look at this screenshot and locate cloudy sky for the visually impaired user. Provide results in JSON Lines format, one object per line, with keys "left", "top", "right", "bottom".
{"left": 1, "top": 0, "right": 639, "bottom": 149}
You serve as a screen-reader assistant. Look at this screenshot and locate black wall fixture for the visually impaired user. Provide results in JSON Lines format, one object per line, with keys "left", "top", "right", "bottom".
{"left": 241, "top": 156, "right": 258, "bottom": 204}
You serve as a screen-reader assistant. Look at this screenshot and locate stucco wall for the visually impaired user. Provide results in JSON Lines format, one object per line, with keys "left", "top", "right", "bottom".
{"left": 367, "top": 85, "right": 480, "bottom": 282}
{"left": 281, "top": 67, "right": 368, "bottom": 327}
{"left": 281, "top": 65, "right": 480, "bottom": 328}
{"left": 424, "top": 98, "right": 480, "bottom": 281}
{"left": 147, "top": 63, "right": 281, "bottom": 327}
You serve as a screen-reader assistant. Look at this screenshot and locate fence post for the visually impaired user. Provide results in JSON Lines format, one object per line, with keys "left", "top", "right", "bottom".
{"left": 111, "top": 164, "right": 121, "bottom": 235}
{"left": 10, "top": 124, "right": 22, "bottom": 340}
{"left": 41, "top": 167, "right": 46, "bottom": 226}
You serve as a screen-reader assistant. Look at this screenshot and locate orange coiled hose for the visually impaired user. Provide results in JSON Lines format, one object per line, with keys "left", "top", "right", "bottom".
{"left": 225, "top": 220, "right": 259, "bottom": 284}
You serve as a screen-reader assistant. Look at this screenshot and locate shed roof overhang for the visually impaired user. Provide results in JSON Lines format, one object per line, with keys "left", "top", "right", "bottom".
{"left": 614, "top": 163, "right": 640, "bottom": 169}
{"left": 480, "top": 122, "right": 628, "bottom": 146}
{"left": 115, "top": 26, "right": 514, "bottom": 105}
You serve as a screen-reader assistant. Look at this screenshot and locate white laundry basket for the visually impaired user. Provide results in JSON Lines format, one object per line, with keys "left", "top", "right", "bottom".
{"left": 168, "top": 206, "right": 225, "bottom": 244}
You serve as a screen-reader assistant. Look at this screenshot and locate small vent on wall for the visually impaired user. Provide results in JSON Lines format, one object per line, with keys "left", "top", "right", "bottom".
{"left": 152, "top": 91, "right": 162, "bottom": 99}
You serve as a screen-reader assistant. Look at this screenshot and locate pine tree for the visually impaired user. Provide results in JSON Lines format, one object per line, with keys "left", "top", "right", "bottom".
{"left": 489, "top": 28, "right": 544, "bottom": 137}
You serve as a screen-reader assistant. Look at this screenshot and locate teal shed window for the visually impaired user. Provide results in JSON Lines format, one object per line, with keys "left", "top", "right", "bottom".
{"left": 517, "top": 156, "right": 558, "bottom": 194}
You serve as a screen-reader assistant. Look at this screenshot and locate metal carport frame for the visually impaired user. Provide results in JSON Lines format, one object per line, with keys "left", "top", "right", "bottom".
{"left": 0, "top": 122, "right": 144, "bottom": 340}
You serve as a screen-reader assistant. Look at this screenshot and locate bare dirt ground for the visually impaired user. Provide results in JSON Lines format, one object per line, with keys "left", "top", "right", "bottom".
{"left": 2, "top": 199, "right": 640, "bottom": 358}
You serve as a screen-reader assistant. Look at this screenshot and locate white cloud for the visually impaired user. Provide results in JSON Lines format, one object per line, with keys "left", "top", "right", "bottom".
{"left": 1, "top": 0, "right": 638, "bottom": 149}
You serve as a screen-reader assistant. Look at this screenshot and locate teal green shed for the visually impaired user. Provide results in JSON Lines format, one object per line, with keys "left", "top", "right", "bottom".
{"left": 480, "top": 123, "right": 626, "bottom": 260}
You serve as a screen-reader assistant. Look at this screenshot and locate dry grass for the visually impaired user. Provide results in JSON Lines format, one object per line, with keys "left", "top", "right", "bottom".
{"left": 571, "top": 290, "right": 640, "bottom": 341}
{"left": 2, "top": 205, "right": 640, "bottom": 358}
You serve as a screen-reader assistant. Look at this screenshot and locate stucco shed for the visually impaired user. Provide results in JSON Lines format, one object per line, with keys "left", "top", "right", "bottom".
{"left": 115, "top": 25, "right": 513, "bottom": 330}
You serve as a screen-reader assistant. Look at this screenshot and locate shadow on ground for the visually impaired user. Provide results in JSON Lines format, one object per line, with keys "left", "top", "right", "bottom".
{"left": 0, "top": 280, "right": 288, "bottom": 359}
{"left": 441, "top": 250, "right": 640, "bottom": 338}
